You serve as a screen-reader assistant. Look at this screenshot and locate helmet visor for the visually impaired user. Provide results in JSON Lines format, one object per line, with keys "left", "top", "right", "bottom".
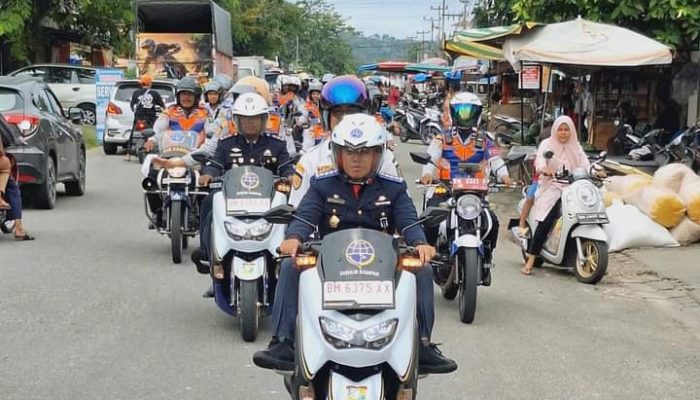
{"left": 322, "top": 76, "right": 367, "bottom": 108}
{"left": 451, "top": 103, "right": 481, "bottom": 129}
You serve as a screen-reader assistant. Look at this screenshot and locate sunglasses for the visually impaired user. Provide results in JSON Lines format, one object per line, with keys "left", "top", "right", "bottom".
{"left": 342, "top": 147, "right": 377, "bottom": 156}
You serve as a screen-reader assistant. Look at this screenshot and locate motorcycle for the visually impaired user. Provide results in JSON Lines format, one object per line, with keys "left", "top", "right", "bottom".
{"left": 258, "top": 205, "right": 449, "bottom": 400}
{"left": 508, "top": 152, "right": 610, "bottom": 284}
{"left": 395, "top": 98, "right": 435, "bottom": 145}
{"left": 141, "top": 129, "right": 208, "bottom": 263}
{"left": 193, "top": 154, "right": 297, "bottom": 342}
{"left": 606, "top": 128, "right": 695, "bottom": 175}
{"left": 487, "top": 104, "right": 554, "bottom": 147}
{"left": 410, "top": 152, "right": 506, "bottom": 324}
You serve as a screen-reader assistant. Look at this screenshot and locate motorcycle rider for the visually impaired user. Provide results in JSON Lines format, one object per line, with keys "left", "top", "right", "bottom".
{"left": 301, "top": 79, "right": 324, "bottom": 151}
{"left": 279, "top": 76, "right": 308, "bottom": 144}
{"left": 252, "top": 114, "right": 458, "bottom": 374}
{"left": 126, "top": 74, "right": 165, "bottom": 161}
{"left": 288, "top": 75, "right": 400, "bottom": 208}
{"left": 143, "top": 77, "right": 208, "bottom": 227}
{"left": 202, "top": 81, "right": 234, "bottom": 139}
{"left": 213, "top": 73, "right": 235, "bottom": 108}
{"left": 193, "top": 93, "right": 295, "bottom": 294}
{"left": 419, "top": 92, "right": 512, "bottom": 279}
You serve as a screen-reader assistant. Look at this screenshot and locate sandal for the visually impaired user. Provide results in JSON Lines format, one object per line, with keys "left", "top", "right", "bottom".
{"left": 14, "top": 233, "right": 35, "bottom": 241}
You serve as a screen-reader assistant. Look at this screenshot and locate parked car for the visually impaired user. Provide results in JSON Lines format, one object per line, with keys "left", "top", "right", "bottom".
{"left": 8, "top": 64, "right": 97, "bottom": 125}
{"left": 0, "top": 76, "right": 86, "bottom": 209}
{"left": 103, "top": 79, "right": 176, "bottom": 155}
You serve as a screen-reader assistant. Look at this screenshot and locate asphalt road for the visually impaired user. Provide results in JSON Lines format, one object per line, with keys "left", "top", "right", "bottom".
{"left": 1, "top": 143, "right": 699, "bottom": 400}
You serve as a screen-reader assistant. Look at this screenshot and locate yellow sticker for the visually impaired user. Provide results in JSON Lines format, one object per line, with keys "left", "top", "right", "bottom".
{"left": 292, "top": 173, "right": 302, "bottom": 190}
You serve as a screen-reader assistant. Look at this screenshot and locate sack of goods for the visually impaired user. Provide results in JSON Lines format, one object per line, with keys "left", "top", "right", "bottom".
{"left": 603, "top": 190, "right": 623, "bottom": 207}
{"left": 670, "top": 217, "right": 700, "bottom": 246}
{"left": 630, "top": 185, "right": 687, "bottom": 228}
{"left": 652, "top": 163, "right": 694, "bottom": 193}
{"left": 679, "top": 174, "right": 700, "bottom": 224}
{"left": 604, "top": 174, "right": 651, "bottom": 195}
{"left": 604, "top": 202, "right": 679, "bottom": 252}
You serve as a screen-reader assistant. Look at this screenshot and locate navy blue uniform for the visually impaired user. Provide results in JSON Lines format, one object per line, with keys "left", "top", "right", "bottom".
{"left": 272, "top": 171, "right": 435, "bottom": 342}
{"left": 199, "top": 133, "right": 294, "bottom": 260}
{"left": 203, "top": 133, "right": 294, "bottom": 178}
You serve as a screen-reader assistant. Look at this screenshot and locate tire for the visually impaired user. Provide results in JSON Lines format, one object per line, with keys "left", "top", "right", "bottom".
{"left": 33, "top": 157, "right": 57, "bottom": 210}
{"left": 170, "top": 201, "right": 183, "bottom": 264}
{"left": 65, "top": 149, "right": 86, "bottom": 196}
{"left": 421, "top": 125, "right": 439, "bottom": 145}
{"left": 458, "top": 248, "right": 480, "bottom": 324}
{"left": 103, "top": 143, "right": 117, "bottom": 155}
{"left": 240, "top": 280, "right": 260, "bottom": 342}
{"left": 572, "top": 239, "right": 608, "bottom": 284}
{"left": 80, "top": 104, "right": 96, "bottom": 125}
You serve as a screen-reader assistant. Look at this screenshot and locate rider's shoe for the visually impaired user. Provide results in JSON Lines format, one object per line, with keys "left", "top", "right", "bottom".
{"left": 253, "top": 338, "right": 295, "bottom": 371}
{"left": 191, "top": 248, "right": 210, "bottom": 274}
{"left": 202, "top": 284, "right": 214, "bottom": 298}
{"left": 418, "top": 342, "right": 458, "bottom": 374}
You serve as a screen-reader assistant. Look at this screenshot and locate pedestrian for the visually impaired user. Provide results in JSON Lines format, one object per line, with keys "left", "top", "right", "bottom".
{"left": 0, "top": 117, "right": 34, "bottom": 240}
{"left": 128, "top": 74, "right": 165, "bottom": 161}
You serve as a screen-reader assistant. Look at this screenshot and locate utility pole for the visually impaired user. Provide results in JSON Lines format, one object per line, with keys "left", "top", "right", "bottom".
{"left": 416, "top": 30, "right": 430, "bottom": 62}
{"left": 423, "top": 16, "right": 439, "bottom": 54}
{"left": 444, "top": 12, "right": 463, "bottom": 37}
{"left": 430, "top": 1, "right": 448, "bottom": 42}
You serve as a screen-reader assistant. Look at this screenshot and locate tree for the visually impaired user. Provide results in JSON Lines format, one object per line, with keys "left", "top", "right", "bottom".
{"left": 473, "top": 0, "right": 700, "bottom": 54}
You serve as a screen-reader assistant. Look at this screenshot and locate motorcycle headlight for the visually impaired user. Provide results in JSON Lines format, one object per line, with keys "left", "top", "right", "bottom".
{"left": 456, "top": 194, "right": 482, "bottom": 220}
{"left": 167, "top": 166, "right": 187, "bottom": 178}
{"left": 577, "top": 185, "right": 599, "bottom": 208}
{"left": 319, "top": 317, "right": 398, "bottom": 350}
{"left": 224, "top": 220, "right": 273, "bottom": 241}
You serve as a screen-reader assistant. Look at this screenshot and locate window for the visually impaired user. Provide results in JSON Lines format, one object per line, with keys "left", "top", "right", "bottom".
{"left": 77, "top": 69, "right": 96, "bottom": 84}
{"left": 33, "top": 90, "right": 52, "bottom": 113}
{"left": 0, "top": 89, "right": 22, "bottom": 112}
{"left": 114, "top": 84, "right": 140, "bottom": 102}
{"left": 45, "top": 89, "right": 65, "bottom": 117}
{"left": 44, "top": 67, "right": 73, "bottom": 84}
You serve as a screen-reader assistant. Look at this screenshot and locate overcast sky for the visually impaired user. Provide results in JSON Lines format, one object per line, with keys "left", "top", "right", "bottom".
{"left": 326, "top": 0, "right": 471, "bottom": 39}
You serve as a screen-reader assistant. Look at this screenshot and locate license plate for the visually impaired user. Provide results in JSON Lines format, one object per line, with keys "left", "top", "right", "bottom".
{"left": 576, "top": 213, "right": 609, "bottom": 224}
{"left": 452, "top": 178, "right": 488, "bottom": 191}
{"left": 226, "top": 198, "right": 271, "bottom": 214}
{"left": 322, "top": 280, "right": 394, "bottom": 309}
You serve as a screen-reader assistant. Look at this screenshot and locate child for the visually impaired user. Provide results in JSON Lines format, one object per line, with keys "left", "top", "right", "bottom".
{"left": 518, "top": 173, "right": 539, "bottom": 237}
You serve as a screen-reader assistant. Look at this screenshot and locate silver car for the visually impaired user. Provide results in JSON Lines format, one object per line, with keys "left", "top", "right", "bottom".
{"left": 8, "top": 64, "right": 97, "bottom": 125}
{"left": 103, "top": 79, "right": 176, "bottom": 155}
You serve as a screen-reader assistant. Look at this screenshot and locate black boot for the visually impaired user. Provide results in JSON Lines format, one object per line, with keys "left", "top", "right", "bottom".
{"left": 418, "top": 342, "right": 457, "bottom": 374}
{"left": 191, "top": 248, "right": 210, "bottom": 275}
{"left": 253, "top": 338, "right": 295, "bottom": 371}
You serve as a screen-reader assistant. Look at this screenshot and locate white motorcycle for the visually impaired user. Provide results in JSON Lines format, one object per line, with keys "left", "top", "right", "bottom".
{"left": 260, "top": 206, "right": 449, "bottom": 400}
{"left": 508, "top": 152, "right": 610, "bottom": 284}
{"left": 200, "top": 161, "right": 294, "bottom": 342}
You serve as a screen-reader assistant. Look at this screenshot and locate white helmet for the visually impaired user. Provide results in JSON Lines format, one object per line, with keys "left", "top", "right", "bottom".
{"left": 232, "top": 93, "right": 269, "bottom": 128}
{"left": 449, "top": 91, "right": 483, "bottom": 131}
{"left": 331, "top": 114, "right": 387, "bottom": 181}
{"left": 308, "top": 79, "right": 323, "bottom": 93}
{"left": 288, "top": 76, "right": 302, "bottom": 88}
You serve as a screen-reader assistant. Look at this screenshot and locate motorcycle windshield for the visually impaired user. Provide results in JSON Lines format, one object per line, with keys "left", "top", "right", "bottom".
{"left": 160, "top": 130, "right": 200, "bottom": 158}
{"left": 222, "top": 166, "right": 274, "bottom": 216}
{"left": 319, "top": 229, "right": 398, "bottom": 310}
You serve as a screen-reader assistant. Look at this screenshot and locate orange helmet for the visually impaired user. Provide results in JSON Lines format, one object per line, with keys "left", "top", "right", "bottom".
{"left": 138, "top": 74, "right": 153, "bottom": 86}
{"left": 236, "top": 76, "right": 271, "bottom": 105}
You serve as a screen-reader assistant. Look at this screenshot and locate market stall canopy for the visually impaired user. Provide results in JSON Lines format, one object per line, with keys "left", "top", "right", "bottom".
{"left": 444, "top": 23, "right": 540, "bottom": 60}
{"left": 412, "top": 73, "right": 430, "bottom": 83}
{"left": 358, "top": 61, "right": 410, "bottom": 72}
{"left": 503, "top": 19, "right": 673, "bottom": 72}
{"left": 405, "top": 63, "right": 451, "bottom": 73}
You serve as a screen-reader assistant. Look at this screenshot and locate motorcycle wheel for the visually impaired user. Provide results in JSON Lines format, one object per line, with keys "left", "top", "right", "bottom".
{"left": 458, "top": 248, "right": 480, "bottom": 324}
{"left": 399, "top": 126, "right": 409, "bottom": 143}
{"left": 572, "top": 239, "right": 608, "bottom": 285}
{"left": 170, "top": 201, "right": 183, "bottom": 264}
{"left": 239, "top": 280, "right": 259, "bottom": 342}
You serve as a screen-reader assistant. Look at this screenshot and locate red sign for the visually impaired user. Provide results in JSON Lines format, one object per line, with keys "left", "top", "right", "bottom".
{"left": 519, "top": 65, "right": 541, "bottom": 90}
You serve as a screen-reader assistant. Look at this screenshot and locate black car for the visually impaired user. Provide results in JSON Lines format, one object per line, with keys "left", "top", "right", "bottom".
{"left": 0, "top": 76, "right": 86, "bottom": 209}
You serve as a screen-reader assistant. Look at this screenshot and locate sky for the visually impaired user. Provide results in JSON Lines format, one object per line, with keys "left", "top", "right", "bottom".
{"left": 326, "top": 0, "right": 472, "bottom": 39}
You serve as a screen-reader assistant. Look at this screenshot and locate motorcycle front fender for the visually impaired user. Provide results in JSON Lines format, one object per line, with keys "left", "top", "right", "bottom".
{"left": 570, "top": 224, "right": 608, "bottom": 242}
{"left": 451, "top": 234, "right": 482, "bottom": 255}
{"left": 232, "top": 256, "right": 265, "bottom": 281}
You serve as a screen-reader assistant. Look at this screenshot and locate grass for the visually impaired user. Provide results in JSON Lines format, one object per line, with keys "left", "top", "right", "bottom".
{"left": 82, "top": 125, "right": 98, "bottom": 150}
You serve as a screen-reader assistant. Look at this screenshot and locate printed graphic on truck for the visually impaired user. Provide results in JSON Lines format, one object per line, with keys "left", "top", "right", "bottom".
{"left": 137, "top": 33, "right": 212, "bottom": 79}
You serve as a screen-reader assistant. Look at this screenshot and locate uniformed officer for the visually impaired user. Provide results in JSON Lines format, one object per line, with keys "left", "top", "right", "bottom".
{"left": 193, "top": 93, "right": 294, "bottom": 289}
{"left": 288, "top": 75, "right": 400, "bottom": 208}
{"left": 420, "top": 92, "right": 512, "bottom": 281}
{"left": 253, "top": 114, "right": 458, "bottom": 375}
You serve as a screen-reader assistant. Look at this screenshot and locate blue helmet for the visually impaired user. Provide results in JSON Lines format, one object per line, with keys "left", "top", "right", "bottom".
{"left": 320, "top": 75, "right": 369, "bottom": 129}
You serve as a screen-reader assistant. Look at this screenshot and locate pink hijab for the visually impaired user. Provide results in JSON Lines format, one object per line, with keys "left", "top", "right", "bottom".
{"left": 535, "top": 115, "right": 589, "bottom": 174}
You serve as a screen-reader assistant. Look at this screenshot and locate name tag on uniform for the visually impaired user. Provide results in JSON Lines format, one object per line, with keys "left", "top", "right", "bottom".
{"left": 374, "top": 195, "right": 391, "bottom": 206}
{"left": 327, "top": 196, "right": 346, "bottom": 205}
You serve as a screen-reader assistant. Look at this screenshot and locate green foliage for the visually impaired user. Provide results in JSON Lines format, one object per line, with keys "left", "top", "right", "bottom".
{"left": 343, "top": 32, "right": 419, "bottom": 64}
{"left": 473, "top": 0, "right": 700, "bottom": 51}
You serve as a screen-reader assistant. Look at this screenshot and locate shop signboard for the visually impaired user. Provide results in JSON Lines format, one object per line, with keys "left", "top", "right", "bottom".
{"left": 95, "top": 69, "right": 124, "bottom": 145}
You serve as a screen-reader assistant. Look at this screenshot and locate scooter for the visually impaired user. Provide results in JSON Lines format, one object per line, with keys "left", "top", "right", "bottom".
{"left": 395, "top": 98, "right": 434, "bottom": 145}
{"left": 258, "top": 205, "right": 450, "bottom": 400}
{"left": 508, "top": 152, "right": 610, "bottom": 284}
{"left": 194, "top": 155, "right": 296, "bottom": 342}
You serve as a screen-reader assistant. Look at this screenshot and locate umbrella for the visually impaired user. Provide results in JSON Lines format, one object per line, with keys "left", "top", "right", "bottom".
{"left": 357, "top": 61, "right": 410, "bottom": 73}
{"left": 412, "top": 73, "right": 430, "bottom": 83}
{"left": 405, "top": 63, "right": 451, "bottom": 73}
{"left": 503, "top": 19, "right": 673, "bottom": 71}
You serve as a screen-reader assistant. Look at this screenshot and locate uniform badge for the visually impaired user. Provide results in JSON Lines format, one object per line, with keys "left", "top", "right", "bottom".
{"left": 329, "top": 214, "right": 340, "bottom": 229}
{"left": 345, "top": 240, "right": 375, "bottom": 269}
{"left": 292, "top": 172, "right": 302, "bottom": 190}
{"left": 375, "top": 195, "right": 391, "bottom": 206}
{"left": 263, "top": 149, "right": 272, "bottom": 157}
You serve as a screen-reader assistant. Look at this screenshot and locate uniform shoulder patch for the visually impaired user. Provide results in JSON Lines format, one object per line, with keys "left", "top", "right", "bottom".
{"left": 264, "top": 132, "right": 284, "bottom": 141}
{"left": 315, "top": 168, "right": 338, "bottom": 180}
{"left": 219, "top": 134, "right": 237, "bottom": 144}
{"left": 377, "top": 172, "right": 404, "bottom": 183}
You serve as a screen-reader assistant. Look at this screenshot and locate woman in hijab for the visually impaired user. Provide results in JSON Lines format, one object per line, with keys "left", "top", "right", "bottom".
{"left": 522, "top": 116, "right": 591, "bottom": 275}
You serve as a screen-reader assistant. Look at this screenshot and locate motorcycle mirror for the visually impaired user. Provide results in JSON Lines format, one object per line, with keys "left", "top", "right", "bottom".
{"left": 141, "top": 129, "right": 155, "bottom": 139}
{"left": 261, "top": 204, "right": 295, "bottom": 224}
{"left": 191, "top": 153, "right": 209, "bottom": 164}
{"left": 418, "top": 206, "right": 450, "bottom": 228}
{"left": 409, "top": 152, "right": 432, "bottom": 165}
{"left": 544, "top": 150, "right": 554, "bottom": 160}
